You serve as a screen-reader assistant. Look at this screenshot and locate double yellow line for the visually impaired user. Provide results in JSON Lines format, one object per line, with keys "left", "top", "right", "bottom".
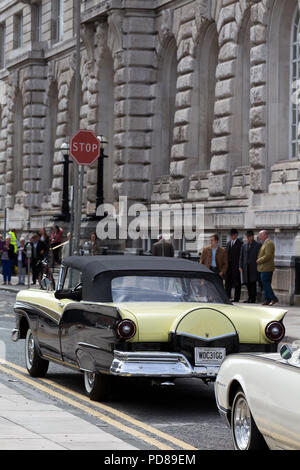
{"left": 0, "top": 360, "right": 197, "bottom": 451}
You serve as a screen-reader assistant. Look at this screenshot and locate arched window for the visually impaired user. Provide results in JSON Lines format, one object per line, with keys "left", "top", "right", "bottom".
{"left": 152, "top": 38, "right": 177, "bottom": 180}
{"left": 191, "top": 23, "right": 219, "bottom": 171}
{"left": 233, "top": 10, "right": 251, "bottom": 167}
{"left": 290, "top": 8, "right": 300, "bottom": 159}
{"left": 268, "top": 0, "right": 298, "bottom": 164}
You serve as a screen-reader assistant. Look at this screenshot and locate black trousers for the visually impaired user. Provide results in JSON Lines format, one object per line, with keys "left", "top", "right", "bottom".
{"left": 225, "top": 276, "right": 241, "bottom": 302}
{"left": 246, "top": 282, "right": 257, "bottom": 303}
{"left": 32, "top": 259, "right": 40, "bottom": 284}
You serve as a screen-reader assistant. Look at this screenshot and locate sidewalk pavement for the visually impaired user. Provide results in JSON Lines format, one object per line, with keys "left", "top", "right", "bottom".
{"left": 0, "top": 380, "right": 137, "bottom": 450}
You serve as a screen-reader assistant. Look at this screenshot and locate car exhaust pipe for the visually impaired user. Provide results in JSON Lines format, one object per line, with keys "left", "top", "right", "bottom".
{"left": 152, "top": 379, "right": 175, "bottom": 387}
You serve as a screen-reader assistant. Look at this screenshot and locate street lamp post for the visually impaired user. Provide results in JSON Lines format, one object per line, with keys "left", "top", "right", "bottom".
{"left": 86, "top": 135, "right": 108, "bottom": 220}
{"left": 96, "top": 135, "right": 108, "bottom": 211}
{"left": 52, "top": 142, "right": 71, "bottom": 222}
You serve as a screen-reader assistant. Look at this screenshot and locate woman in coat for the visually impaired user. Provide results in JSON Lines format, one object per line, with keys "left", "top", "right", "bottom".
{"left": 239, "top": 230, "right": 261, "bottom": 303}
{"left": 0, "top": 236, "right": 15, "bottom": 285}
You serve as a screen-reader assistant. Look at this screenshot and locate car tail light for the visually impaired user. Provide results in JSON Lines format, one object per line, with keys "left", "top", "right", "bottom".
{"left": 116, "top": 319, "right": 136, "bottom": 340}
{"left": 265, "top": 321, "right": 285, "bottom": 342}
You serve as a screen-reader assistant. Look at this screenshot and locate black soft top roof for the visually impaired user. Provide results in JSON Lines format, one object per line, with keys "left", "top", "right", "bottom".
{"left": 62, "top": 255, "right": 212, "bottom": 280}
{"left": 61, "top": 256, "right": 229, "bottom": 303}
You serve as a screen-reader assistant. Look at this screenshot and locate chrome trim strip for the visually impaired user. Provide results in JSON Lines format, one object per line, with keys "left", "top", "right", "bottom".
{"left": 77, "top": 342, "right": 102, "bottom": 351}
{"left": 14, "top": 300, "right": 61, "bottom": 324}
{"left": 43, "top": 354, "right": 80, "bottom": 370}
{"left": 175, "top": 331, "right": 237, "bottom": 342}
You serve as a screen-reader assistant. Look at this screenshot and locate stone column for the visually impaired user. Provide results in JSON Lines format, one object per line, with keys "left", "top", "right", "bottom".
{"left": 22, "top": 65, "right": 48, "bottom": 209}
{"left": 112, "top": 12, "right": 156, "bottom": 203}
{"left": 169, "top": 4, "right": 197, "bottom": 201}
{"left": 249, "top": 0, "right": 269, "bottom": 193}
{"left": 208, "top": 1, "right": 238, "bottom": 198}
{"left": 0, "top": 85, "right": 8, "bottom": 210}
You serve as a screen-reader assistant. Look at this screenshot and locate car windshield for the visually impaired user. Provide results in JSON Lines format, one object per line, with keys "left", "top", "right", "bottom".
{"left": 111, "top": 276, "right": 223, "bottom": 303}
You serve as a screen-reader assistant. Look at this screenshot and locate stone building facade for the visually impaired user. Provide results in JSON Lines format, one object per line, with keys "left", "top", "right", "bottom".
{"left": 0, "top": 0, "right": 300, "bottom": 303}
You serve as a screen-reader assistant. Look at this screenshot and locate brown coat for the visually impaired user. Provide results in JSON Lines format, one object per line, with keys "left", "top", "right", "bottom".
{"left": 200, "top": 245, "right": 228, "bottom": 277}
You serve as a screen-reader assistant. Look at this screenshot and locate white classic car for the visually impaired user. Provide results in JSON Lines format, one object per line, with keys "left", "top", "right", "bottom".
{"left": 215, "top": 345, "right": 300, "bottom": 450}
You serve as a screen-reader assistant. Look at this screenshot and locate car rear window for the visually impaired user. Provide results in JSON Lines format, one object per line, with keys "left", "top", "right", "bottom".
{"left": 111, "top": 276, "right": 223, "bottom": 303}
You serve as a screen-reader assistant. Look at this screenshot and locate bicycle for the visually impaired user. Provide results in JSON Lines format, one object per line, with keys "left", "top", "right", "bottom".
{"left": 37, "top": 250, "right": 55, "bottom": 291}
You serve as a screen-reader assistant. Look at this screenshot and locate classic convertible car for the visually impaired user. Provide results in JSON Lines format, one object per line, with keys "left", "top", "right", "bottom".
{"left": 12, "top": 256, "right": 287, "bottom": 401}
{"left": 215, "top": 345, "right": 300, "bottom": 450}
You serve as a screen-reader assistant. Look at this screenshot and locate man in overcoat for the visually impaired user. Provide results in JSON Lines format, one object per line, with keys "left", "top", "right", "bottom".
{"left": 200, "top": 234, "right": 228, "bottom": 279}
{"left": 31, "top": 233, "right": 47, "bottom": 285}
{"left": 225, "top": 229, "right": 243, "bottom": 302}
{"left": 152, "top": 234, "right": 174, "bottom": 257}
{"left": 239, "top": 230, "right": 261, "bottom": 303}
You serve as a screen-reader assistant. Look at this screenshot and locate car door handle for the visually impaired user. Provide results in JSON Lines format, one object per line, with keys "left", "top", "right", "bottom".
{"left": 58, "top": 303, "right": 64, "bottom": 308}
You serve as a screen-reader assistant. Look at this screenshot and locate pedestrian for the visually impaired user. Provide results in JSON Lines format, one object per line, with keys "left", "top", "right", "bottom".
{"left": 8, "top": 228, "right": 18, "bottom": 275}
{"left": 31, "top": 233, "right": 46, "bottom": 285}
{"left": 40, "top": 227, "right": 50, "bottom": 253}
{"left": 225, "top": 229, "right": 243, "bottom": 303}
{"left": 200, "top": 234, "right": 228, "bottom": 280}
{"left": 257, "top": 230, "right": 279, "bottom": 306}
{"left": 50, "top": 224, "right": 64, "bottom": 264}
{"left": 239, "top": 230, "right": 261, "bottom": 303}
{"left": 0, "top": 236, "right": 15, "bottom": 285}
{"left": 152, "top": 234, "right": 174, "bottom": 257}
{"left": 8, "top": 229, "right": 18, "bottom": 255}
{"left": 87, "top": 232, "right": 101, "bottom": 256}
{"left": 17, "top": 238, "right": 27, "bottom": 285}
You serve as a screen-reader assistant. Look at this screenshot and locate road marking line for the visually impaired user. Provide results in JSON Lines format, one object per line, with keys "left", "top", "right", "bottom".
{"left": 0, "top": 363, "right": 172, "bottom": 451}
{"left": 1, "top": 359, "right": 198, "bottom": 451}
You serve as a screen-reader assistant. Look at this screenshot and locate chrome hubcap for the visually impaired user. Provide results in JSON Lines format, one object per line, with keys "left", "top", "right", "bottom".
{"left": 86, "top": 372, "right": 95, "bottom": 390}
{"left": 233, "top": 396, "right": 251, "bottom": 450}
{"left": 27, "top": 333, "right": 35, "bottom": 366}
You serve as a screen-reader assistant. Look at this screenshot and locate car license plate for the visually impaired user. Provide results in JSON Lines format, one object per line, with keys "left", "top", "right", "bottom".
{"left": 194, "top": 348, "right": 226, "bottom": 366}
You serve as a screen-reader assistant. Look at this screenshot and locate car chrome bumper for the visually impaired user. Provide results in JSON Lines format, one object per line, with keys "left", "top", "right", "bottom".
{"left": 110, "top": 350, "right": 220, "bottom": 379}
{"left": 11, "top": 328, "right": 20, "bottom": 342}
{"left": 214, "top": 382, "right": 231, "bottom": 428}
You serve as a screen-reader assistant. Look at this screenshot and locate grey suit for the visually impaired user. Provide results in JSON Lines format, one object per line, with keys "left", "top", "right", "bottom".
{"left": 239, "top": 240, "right": 261, "bottom": 302}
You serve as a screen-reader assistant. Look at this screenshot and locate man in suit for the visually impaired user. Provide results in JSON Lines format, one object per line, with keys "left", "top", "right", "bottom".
{"left": 152, "top": 234, "right": 174, "bottom": 257}
{"left": 225, "top": 229, "right": 243, "bottom": 302}
{"left": 200, "top": 234, "right": 228, "bottom": 279}
{"left": 31, "top": 233, "right": 47, "bottom": 285}
{"left": 257, "top": 230, "right": 279, "bottom": 306}
{"left": 239, "top": 230, "right": 261, "bottom": 303}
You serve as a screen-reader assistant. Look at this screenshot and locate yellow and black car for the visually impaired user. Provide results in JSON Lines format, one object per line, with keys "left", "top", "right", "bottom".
{"left": 12, "top": 256, "right": 287, "bottom": 401}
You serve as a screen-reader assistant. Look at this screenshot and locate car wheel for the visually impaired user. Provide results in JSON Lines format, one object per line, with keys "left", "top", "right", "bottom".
{"left": 231, "top": 388, "right": 267, "bottom": 450}
{"left": 25, "top": 329, "right": 49, "bottom": 377}
{"left": 84, "top": 371, "right": 112, "bottom": 402}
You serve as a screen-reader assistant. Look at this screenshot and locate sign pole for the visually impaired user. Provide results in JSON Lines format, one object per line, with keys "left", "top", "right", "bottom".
{"left": 77, "top": 165, "right": 84, "bottom": 253}
{"left": 73, "top": 0, "right": 81, "bottom": 255}
{"left": 69, "top": 130, "right": 101, "bottom": 254}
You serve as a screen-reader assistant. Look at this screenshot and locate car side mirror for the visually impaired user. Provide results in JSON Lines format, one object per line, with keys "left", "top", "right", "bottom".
{"left": 55, "top": 289, "right": 74, "bottom": 300}
{"left": 280, "top": 344, "right": 293, "bottom": 361}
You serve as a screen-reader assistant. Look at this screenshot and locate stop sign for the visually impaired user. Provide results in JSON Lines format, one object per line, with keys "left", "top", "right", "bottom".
{"left": 70, "top": 130, "right": 101, "bottom": 165}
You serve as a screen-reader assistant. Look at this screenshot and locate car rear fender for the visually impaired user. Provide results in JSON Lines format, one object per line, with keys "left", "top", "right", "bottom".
{"left": 75, "top": 347, "right": 96, "bottom": 373}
